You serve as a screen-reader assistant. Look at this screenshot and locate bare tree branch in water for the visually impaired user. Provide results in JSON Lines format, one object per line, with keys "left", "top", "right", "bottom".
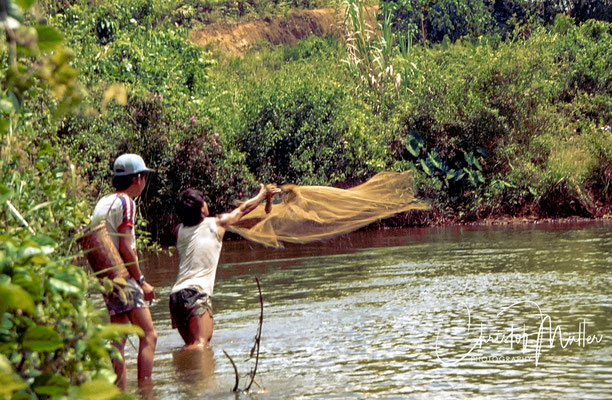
{"left": 245, "top": 276, "right": 263, "bottom": 391}
{"left": 223, "top": 349, "right": 240, "bottom": 392}
{"left": 223, "top": 276, "right": 265, "bottom": 393}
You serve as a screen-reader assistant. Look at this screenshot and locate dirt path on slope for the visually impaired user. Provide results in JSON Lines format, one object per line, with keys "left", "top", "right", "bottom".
{"left": 189, "top": 7, "right": 378, "bottom": 54}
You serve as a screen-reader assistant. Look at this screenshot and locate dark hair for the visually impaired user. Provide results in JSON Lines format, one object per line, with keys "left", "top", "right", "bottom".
{"left": 112, "top": 173, "right": 140, "bottom": 191}
{"left": 177, "top": 188, "right": 205, "bottom": 227}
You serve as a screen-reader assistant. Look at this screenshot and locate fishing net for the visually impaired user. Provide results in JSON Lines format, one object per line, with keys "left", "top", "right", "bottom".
{"left": 230, "top": 171, "right": 430, "bottom": 248}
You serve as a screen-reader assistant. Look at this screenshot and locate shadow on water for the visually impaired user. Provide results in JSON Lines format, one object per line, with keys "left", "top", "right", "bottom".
{"left": 126, "top": 220, "right": 612, "bottom": 399}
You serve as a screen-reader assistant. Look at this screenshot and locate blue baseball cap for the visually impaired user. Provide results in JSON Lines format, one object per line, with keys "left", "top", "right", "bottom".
{"left": 113, "top": 154, "right": 155, "bottom": 176}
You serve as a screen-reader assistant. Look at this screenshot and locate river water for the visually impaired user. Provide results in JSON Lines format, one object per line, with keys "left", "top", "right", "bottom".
{"left": 124, "top": 221, "right": 612, "bottom": 399}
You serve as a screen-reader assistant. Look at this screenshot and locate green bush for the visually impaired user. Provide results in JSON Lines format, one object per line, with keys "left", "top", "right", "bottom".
{"left": 389, "top": 16, "right": 611, "bottom": 217}
{"left": 226, "top": 38, "right": 388, "bottom": 186}
{"left": 45, "top": 0, "right": 221, "bottom": 242}
{"left": 239, "top": 82, "right": 355, "bottom": 185}
{"left": 1, "top": 1, "right": 136, "bottom": 397}
{"left": 380, "top": 0, "right": 494, "bottom": 44}
{"left": 382, "top": 0, "right": 612, "bottom": 45}
{"left": 26, "top": 0, "right": 612, "bottom": 246}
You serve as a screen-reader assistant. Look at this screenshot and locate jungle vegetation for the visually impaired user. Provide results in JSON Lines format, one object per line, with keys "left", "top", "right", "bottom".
{"left": 1, "top": 0, "right": 610, "bottom": 397}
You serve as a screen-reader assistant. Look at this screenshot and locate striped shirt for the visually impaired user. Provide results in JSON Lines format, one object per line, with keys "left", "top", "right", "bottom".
{"left": 91, "top": 192, "right": 136, "bottom": 250}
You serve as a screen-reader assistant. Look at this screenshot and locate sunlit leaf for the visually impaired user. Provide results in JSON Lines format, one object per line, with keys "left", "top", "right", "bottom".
{"left": 33, "top": 373, "right": 69, "bottom": 396}
{"left": 118, "top": 288, "right": 127, "bottom": 303}
{"left": 29, "top": 255, "right": 48, "bottom": 265}
{"left": 0, "top": 99, "right": 15, "bottom": 114}
{"left": 112, "top": 277, "right": 127, "bottom": 286}
{"left": 99, "top": 323, "right": 144, "bottom": 340}
{"left": 428, "top": 152, "right": 442, "bottom": 170}
{"left": 419, "top": 159, "right": 431, "bottom": 176}
{"left": 23, "top": 326, "right": 63, "bottom": 352}
{"left": 406, "top": 131, "right": 423, "bottom": 158}
{"left": 15, "top": 0, "right": 36, "bottom": 11}
{"left": 48, "top": 277, "right": 81, "bottom": 294}
{"left": 0, "top": 355, "right": 12, "bottom": 373}
{"left": 36, "top": 25, "right": 64, "bottom": 52}
{"left": 93, "top": 367, "right": 117, "bottom": 385}
{"left": 0, "top": 283, "right": 35, "bottom": 314}
{"left": 73, "top": 379, "right": 120, "bottom": 400}
{"left": 407, "top": 137, "right": 421, "bottom": 157}
{"left": 102, "top": 278, "right": 114, "bottom": 293}
{"left": 22, "top": 244, "right": 42, "bottom": 257}
{"left": 0, "top": 371, "right": 27, "bottom": 396}
{"left": 41, "top": 244, "right": 55, "bottom": 254}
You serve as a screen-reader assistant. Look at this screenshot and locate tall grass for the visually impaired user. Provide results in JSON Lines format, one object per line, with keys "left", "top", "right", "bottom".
{"left": 342, "top": 0, "right": 412, "bottom": 108}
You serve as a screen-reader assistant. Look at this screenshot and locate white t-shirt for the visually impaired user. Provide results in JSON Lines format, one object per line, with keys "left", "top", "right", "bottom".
{"left": 171, "top": 218, "right": 222, "bottom": 296}
{"left": 91, "top": 192, "right": 136, "bottom": 251}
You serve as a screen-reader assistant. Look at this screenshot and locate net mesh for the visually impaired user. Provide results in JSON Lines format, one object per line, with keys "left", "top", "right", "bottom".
{"left": 230, "top": 171, "right": 430, "bottom": 248}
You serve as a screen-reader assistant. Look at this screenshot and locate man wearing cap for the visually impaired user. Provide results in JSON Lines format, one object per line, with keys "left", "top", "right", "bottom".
{"left": 91, "top": 153, "right": 157, "bottom": 389}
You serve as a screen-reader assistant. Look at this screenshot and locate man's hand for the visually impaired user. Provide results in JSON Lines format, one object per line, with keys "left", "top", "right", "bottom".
{"left": 216, "top": 183, "right": 283, "bottom": 238}
{"left": 141, "top": 281, "right": 155, "bottom": 304}
{"left": 264, "top": 184, "right": 281, "bottom": 213}
{"left": 265, "top": 183, "right": 281, "bottom": 195}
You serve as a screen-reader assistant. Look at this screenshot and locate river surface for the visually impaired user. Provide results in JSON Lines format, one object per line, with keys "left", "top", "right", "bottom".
{"left": 123, "top": 221, "right": 612, "bottom": 399}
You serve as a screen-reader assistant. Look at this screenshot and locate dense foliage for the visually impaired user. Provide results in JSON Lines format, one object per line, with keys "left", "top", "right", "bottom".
{"left": 237, "top": 59, "right": 383, "bottom": 185}
{"left": 31, "top": 0, "right": 611, "bottom": 239}
{"left": 380, "top": 0, "right": 612, "bottom": 44}
{"left": 389, "top": 18, "right": 611, "bottom": 218}
{"left": 0, "top": 0, "right": 610, "bottom": 395}
{"left": 218, "top": 6, "right": 610, "bottom": 222}
{"left": 1, "top": 0, "right": 141, "bottom": 398}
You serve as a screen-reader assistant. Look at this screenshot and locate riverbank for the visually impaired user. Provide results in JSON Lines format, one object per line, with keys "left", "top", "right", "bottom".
{"left": 374, "top": 211, "right": 612, "bottom": 230}
{"left": 462, "top": 214, "right": 612, "bottom": 226}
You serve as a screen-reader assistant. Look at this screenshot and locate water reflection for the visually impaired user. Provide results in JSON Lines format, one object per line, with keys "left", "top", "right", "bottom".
{"left": 172, "top": 347, "right": 217, "bottom": 392}
{"left": 124, "top": 221, "right": 612, "bottom": 399}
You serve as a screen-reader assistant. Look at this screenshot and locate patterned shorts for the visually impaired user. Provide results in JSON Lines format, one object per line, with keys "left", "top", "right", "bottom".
{"left": 103, "top": 278, "right": 146, "bottom": 316}
{"left": 169, "top": 288, "right": 213, "bottom": 329}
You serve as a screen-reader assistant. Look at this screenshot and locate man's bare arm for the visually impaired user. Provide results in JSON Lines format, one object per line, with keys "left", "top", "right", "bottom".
{"left": 117, "top": 225, "right": 155, "bottom": 302}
